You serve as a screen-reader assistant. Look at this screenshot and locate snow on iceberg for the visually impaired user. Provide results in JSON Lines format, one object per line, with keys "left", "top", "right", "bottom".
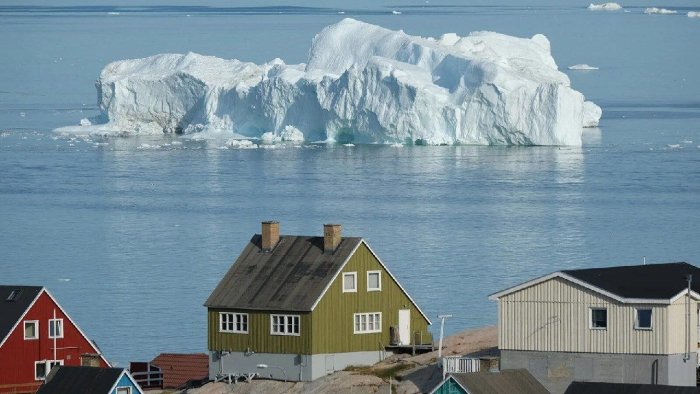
{"left": 57, "top": 19, "right": 601, "bottom": 145}
{"left": 688, "top": 11, "right": 700, "bottom": 18}
{"left": 644, "top": 7, "right": 677, "bottom": 14}
{"left": 588, "top": 3, "right": 622, "bottom": 11}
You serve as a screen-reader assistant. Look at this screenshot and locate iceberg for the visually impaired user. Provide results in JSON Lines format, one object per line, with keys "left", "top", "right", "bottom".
{"left": 57, "top": 19, "right": 601, "bottom": 145}
{"left": 588, "top": 3, "right": 623, "bottom": 11}
{"left": 644, "top": 7, "right": 677, "bottom": 14}
{"left": 688, "top": 11, "right": 700, "bottom": 18}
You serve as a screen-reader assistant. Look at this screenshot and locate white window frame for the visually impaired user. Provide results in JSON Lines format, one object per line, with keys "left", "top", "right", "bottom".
{"left": 270, "top": 314, "right": 300, "bottom": 336}
{"left": 353, "top": 312, "right": 382, "bottom": 334}
{"left": 342, "top": 272, "right": 357, "bottom": 293}
{"left": 34, "top": 359, "right": 63, "bottom": 380}
{"left": 219, "top": 312, "right": 248, "bottom": 334}
{"left": 116, "top": 387, "right": 132, "bottom": 394}
{"left": 48, "top": 318, "right": 63, "bottom": 339}
{"left": 590, "top": 307, "right": 607, "bottom": 330}
{"left": 24, "top": 320, "right": 39, "bottom": 340}
{"left": 635, "top": 308, "right": 653, "bottom": 330}
{"left": 367, "top": 271, "right": 382, "bottom": 292}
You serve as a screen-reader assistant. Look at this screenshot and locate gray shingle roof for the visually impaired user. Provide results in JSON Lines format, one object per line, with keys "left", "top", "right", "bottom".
{"left": 0, "top": 285, "right": 43, "bottom": 345}
{"left": 449, "top": 369, "right": 550, "bottom": 394}
{"left": 204, "top": 235, "right": 363, "bottom": 311}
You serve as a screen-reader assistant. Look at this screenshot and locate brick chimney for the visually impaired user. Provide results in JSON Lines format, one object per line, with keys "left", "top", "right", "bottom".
{"left": 323, "top": 224, "right": 342, "bottom": 253}
{"left": 261, "top": 221, "right": 280, "bottom": 251}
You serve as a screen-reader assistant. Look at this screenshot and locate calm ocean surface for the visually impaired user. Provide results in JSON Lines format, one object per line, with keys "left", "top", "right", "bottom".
{"left": 1, "top": 0, "right": 699, "bottom": 366}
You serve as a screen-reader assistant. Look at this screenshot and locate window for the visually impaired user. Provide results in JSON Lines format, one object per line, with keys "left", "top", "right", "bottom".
{"left": 116, "top": 387, "right": 131, "bottom": 394}
{"left": 220, "top": 312, "right": 248, "bottom": 333}
{"left": 367, "top": 271, "right": 381, "bottom": 291}
{"left": 49, "top": 319, "right": 63, "bottom": 338}
{"left": 636, "top": 308, "right": 653, "bottom": 330}
{"left": 6, "top": 289, "right": 21, "bottom": 301}
{"left": 35, "top": 360, "right": 63, "bottom": 380}
{"left": 343, "top": 272, "right": 357, "bottom": 293}
{"left": 354, "top": 312, "right": 382, "bottom": 334}
{"left": 590, "top": 308, "right": 607, "bottom": 329}
{"left": 270, "top": 314, "right": 300, "bottom": 336}
{"left": 24, "top": 320, "right": 39, "bottom": 340}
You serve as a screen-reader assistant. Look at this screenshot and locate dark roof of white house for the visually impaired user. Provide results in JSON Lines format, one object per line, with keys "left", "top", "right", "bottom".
{"left": 0, "top": 285, "right": 43, "bottom": 345}
{"left": 490, "top": 262, "right": 700, "bottom": 303}
{"left": 205, "top": 234, "right": 363, "bottom": 311}
{"left": 562, "top": 262, "right": 700, "bottom": 299}
{"left": 565, "top": 381, "right": 700, "bottom": 394}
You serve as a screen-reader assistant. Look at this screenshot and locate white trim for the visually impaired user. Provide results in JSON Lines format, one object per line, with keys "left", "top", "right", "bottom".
{"left": 429, "top": 375, "right": 470, "bottom": 394}
{"left": 634, "top": 307, "right": 653, "bottom": 330}
{"left": 366, "top": 270, "right": 382, "bottom": 292}
{"left": 115, "top": 387, "right": 131, "bottom": 394}
{"left": 34, "top": 359, "right": 63, "bottom": 381}
{"left": 589, "top": 307, "right": 608, "bottom": 330}
{"left": 353, "top": 312, "right": 382, "bottom": 334}
{"left": 489, "top": 271, "right": 700, "bottom": 305}
{"left": 42, "top": 289, "right": 112, "bottom": 367}
{"left": 270, "top": 314, "right": 300, "bottom": 336}
{"left": 107, "top": 370, "right": 145, "bottom": 394}
{"left": 0, "top": 288, "right": 43, "bottom": 348}
{"left": 24, "top": 320, "right": 39, "bottom": 340}
{"left": 48, "top": 318, "right": 64, "bottom": 339}
{"left": 309, "top": 240, "right": 432, "bottom": 325}
{"left": 342, "top": 272, "right": 357, "bottom": 293}
{"left": 219, "top": 312, "right": 248, "bottom": 334}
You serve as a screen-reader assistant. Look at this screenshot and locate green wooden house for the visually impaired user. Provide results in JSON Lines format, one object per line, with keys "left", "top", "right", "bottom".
{"left": 204, "top": 221, "right": 432, "bottom": 382}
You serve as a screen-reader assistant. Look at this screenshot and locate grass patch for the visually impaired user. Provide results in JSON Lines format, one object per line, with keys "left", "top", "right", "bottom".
{"left": 345, "top": 362, "right": 414, "bottom": 380}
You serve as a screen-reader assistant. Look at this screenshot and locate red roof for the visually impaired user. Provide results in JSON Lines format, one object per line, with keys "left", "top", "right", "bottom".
{"left": 150, "top": 353, "right": 208, "bottom": 389}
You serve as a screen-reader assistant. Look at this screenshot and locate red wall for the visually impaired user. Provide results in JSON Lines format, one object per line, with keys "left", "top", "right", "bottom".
{"left": 0, "top": 291, "right": 108, "bottom": 392}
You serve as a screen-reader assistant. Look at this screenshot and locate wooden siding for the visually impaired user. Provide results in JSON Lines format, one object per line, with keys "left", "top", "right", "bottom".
{"left": 207, "top": 310, "right": 312, "bottom": 354}
{"left": 432, "top": 377, "right": 467, "bottom": 394}
{"left": 667, "top": 295, "right": 698, "bottom": 354}
{"left": 311, "top": 243, "right": 431, "bottom": 354}
{"left": 498, "top": 276, "right": 674, "bottom": 355}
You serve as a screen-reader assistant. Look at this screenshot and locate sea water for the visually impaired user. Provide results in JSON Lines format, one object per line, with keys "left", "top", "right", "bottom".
{"left": 1, "top": 0, "right": 699, "bottom": 366}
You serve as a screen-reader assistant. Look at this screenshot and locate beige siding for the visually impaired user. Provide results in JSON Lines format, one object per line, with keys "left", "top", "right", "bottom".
{"left": 499, "top": 277, "right": 671, "bottom": 355}
{"left": 667, "top": 295, "right": 698, "bottom": 354}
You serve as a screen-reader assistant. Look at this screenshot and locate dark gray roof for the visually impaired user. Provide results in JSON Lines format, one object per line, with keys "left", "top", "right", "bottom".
{"left": 0, "top": 285, "right": 43, "bottom": 345}
{"left": 205, "top": 235, "right": 363, "bottom": 311}
{"left": 449, "top": 369, "right": 550, "bottom": 394}
{"left": 565, "top": 381, "right": 700, "bottom": 394}
{"left": 563, "top": 262, "right": 700, "bottom": 299}
{"left": 36, "top": 366, "right": 125, "bottom": 394}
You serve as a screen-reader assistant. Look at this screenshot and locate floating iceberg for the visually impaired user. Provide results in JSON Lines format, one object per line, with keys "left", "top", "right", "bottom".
{"left": 688, "top": 11, "right": 700, "bottom": 18}
{"left": 57, "top": 19, "right": 601, "bottom": 146}
{"left": 588, "top": 3, "right": 623, "bottom": 11}
{"left": 568, "top": 64, "right": 599, "bottom": 70}
{"left": 645, "top": 7, "right": 677, "bottom": 14}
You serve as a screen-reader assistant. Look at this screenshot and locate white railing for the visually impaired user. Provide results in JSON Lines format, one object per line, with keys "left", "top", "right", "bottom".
{"left": 442, "top": 356, "right": 480, "bottom": 375}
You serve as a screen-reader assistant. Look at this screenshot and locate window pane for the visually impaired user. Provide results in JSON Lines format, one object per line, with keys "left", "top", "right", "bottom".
{"left": 368, "top": 273, "right": 380, "bottom": 289}
{"left": 592, "top": 309, "right": 607, "bottom": 328}
{"left": 36, "top": 363, "right": 47, "bottom": 379}
{"left": 355, "top": 315, "right": 360, "bottom": 332}
{"left": 344, "top": 274, "right": 355, "bottom": 290}
{"left": 375, "top": 314, "right": 381, "bottom": 330}
{"left": 637, "top": 309, "right": 652, "bottom": 328}
{"left": 25, "top": 322, "right": 36, "bottom": 338}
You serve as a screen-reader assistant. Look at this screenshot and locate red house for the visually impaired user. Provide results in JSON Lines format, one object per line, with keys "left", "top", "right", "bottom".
{"left": 0, "top": 286, "right": 110, "bottom": 394}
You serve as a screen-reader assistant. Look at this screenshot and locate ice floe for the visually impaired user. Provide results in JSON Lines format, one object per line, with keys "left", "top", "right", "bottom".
{"left": 568, "top": 64, "right": 599, "bottom": 70}
{"left": 588, "top": 3, "right": 623, "bottom": 11}
{"left": 645, "top": 7, "right": 677, "bottom": 14}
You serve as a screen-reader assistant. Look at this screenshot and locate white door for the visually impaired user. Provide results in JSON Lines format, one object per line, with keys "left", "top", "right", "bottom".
{"left": 398, "top": 309, "right": 410, "bottom": 345}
